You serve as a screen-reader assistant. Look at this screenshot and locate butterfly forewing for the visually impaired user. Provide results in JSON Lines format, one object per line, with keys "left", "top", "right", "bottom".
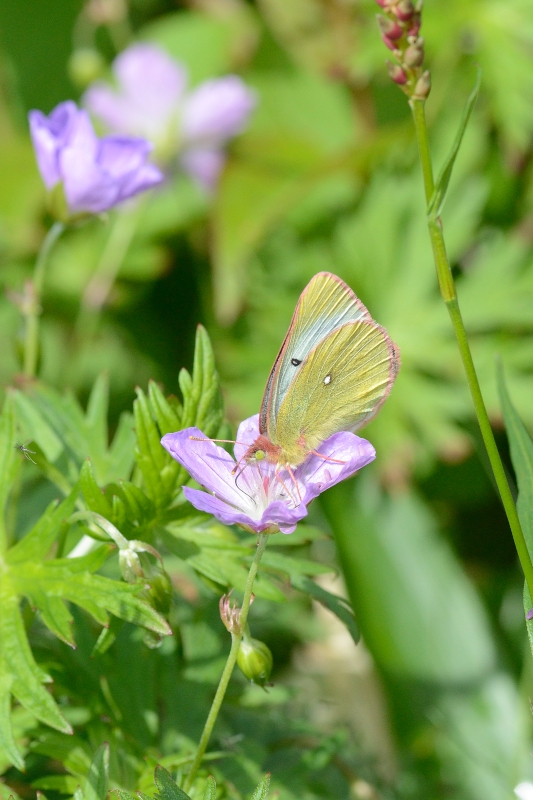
{"left": 270, "top": 321, "right": 398, "bottom": 465}
{"left": 261, "top": 272, "right": 371, "bottom": 434}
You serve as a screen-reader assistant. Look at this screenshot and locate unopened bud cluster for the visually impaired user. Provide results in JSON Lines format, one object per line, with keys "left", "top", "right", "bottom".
{"left": 375, "top": 0, "right": 430, "bottom": 100}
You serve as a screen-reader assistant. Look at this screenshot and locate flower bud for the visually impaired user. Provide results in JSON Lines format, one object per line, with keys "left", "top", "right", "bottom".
{"left": 386, "top": 61, "right": 408, "bottom": 85}
{"left": 376, "top": 14, "right": 403, "bottom": 40}
{"left": 142, "top": 559, "right": 173, "bottom": 616}
{"left": 407, "top": 16, "right": 421, "bottom": 37}
{"left": 403, "top": 41, "right": 424, "bottom": 67}
{"left": 413, "top": 70, "right": 431, "bottom": 99}
{"left": 68, "top": 49, "right": 105, "bottom": 89}
{"left": 220, "top": 592, "right": 243, "bottom": 634}
{"left": 395, "top": 0, "right": 415, "bottom": 20}
{"left": 237, "top": 637, "right": 273, "bottom": 686}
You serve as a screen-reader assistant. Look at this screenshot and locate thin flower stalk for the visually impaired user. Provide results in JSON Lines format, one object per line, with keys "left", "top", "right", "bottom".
{"left": 373, "top": 0, "right": 533, "bottom": 601}
{"left": 183, "top": 532, "right": 269, "bottom": 792}
{"left": 23, "top": 221, "right": 65, "bottom": 377}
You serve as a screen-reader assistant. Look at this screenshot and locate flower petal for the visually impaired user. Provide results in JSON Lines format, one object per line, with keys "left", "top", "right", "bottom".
{"left": 298, "top": 432, "right": 376, "bottom": 504}
{"left": 180, "top": 147, "right": 225, "bottom": 190}
{"left": 182, "top": 76, "right": 256, "bottom": 144}
{"left": 28, "top": 101, "right": 79, "bottom": 189}
{"left": 85, "top": 43, "right": 186, "bottom": 141}
{"left": 161, "top": 427, "right": 256, "bottom": 513}
{"left": 234, "top": 414, "right": 260, "bottom": 461}
{"left": 183, "top": 487, "right": 306, "bottom": 534}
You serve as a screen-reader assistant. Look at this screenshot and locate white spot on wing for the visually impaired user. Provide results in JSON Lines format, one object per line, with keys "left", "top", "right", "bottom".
{"left": 323, "top": 374, "right": 332, "bottom": 385}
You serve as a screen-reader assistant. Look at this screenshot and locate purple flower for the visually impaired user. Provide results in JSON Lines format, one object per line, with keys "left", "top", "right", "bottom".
{"left": 29, "top": 100, "right": 163, "bottom": 216}
{"left": 161, "top": 415, "right": 375, "bottom": 535}
{"left": 84, "top": 43, "right": 256, "bottom": 189}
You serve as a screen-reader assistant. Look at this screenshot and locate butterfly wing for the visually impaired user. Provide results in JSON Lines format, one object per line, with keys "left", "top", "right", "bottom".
{"left": 270, "top": 320, "right": 399, "bottom": 464}
{"left": 260, "top": 272, "right": 371, "bottom": 435}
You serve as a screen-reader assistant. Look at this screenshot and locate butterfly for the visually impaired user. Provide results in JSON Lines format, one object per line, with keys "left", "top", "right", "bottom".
{"left": 195, "top": 272, "right": 400, "bottom": 495}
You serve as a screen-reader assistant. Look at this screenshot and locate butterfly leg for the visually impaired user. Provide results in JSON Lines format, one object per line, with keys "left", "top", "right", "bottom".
{"left": 274, "top": 465, "right": 299, "bottom": 507}
{"left": 285, "top": 463, "right": 302, "bottom": 504}
{"left": 310, "top": 450, "right": 346, "bottom": 465}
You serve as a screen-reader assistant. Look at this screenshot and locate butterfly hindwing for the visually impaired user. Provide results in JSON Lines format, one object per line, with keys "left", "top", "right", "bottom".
{"left": 261, "top": 273, "right": 371, "bottom": 435}
{"left": 270, "top": 320, "right": 398, "bottom": 464}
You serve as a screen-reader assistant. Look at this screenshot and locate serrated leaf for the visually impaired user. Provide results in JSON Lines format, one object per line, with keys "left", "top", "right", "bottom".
{"left": 83, "top": 743, "right": 109, "bottom": 800}
{"left": 202, "top": 777, "right": 216, "bottom": 800}
{"left": 154, "top": 765, "right": 192, "bottom": 800}
{"left": 290, "top": 574, "right": 360, "bottom": 643}
{"left": 428, "top": 68, "right": 481, "bottom": 218}
{"left": 0, "top": 595, "right": 72, "bottom": 734}
{"left": 250, "top": 774, "right": 270, "bottom": 800}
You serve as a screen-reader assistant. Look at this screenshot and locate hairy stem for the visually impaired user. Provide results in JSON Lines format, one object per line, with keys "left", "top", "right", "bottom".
{"left": 23, "top": 221, "right": 64, "bottom": 377}
{"left": 183, "top": 533, "right": 269, "bottom": 791}
{"left": 410, "top": 98, "right": 533, "bottom": 600}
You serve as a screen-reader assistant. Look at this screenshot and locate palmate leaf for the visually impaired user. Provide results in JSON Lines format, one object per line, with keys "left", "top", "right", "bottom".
{"left": 0, "top": 389, "right": 171, "bottom": 769}
{"left": 13, "top": 373, "right": 136, "bottom": 488}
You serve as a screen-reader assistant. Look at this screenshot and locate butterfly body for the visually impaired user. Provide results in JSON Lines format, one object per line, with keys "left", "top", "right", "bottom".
{"left": 241, "top": 272, "right": 400, "bottom": 475}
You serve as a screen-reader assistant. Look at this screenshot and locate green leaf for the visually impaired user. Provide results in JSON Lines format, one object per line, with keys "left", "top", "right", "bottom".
{"left": 0, "top": 594, "right": 72, "bottom": 734}
{"left": 33, "top": 776, "right": 81, "bottom": 794}
{"left": 0, "top": 393, "right": 19, "bottom": 552}
{"left": 80, "top": 460, "right": 114, "bottom": 518}
{"left": 154, "top": 765, "right": 191, "bottom": 800}
{"left": 250, "top": 774, "right": 271, "bottom": 800}
{"left": 322, "top": 477, "right": 497, "bottom": 682}
{"left": 290, "top": 574, "right": 360, "bottom": 644}
{"left": 428, "top": 68, "right": 481, "bottom": 217}
{"left": 0, "top": 668, "right": 24, "bottom": 770}
{"left": 202, "top": 777, "right": 216, "bottom": 800}
{"left": 83, "top": 743, "right": 109, "bottom": 800}
{"left": 498, "top": 363, "right": 533, "bottom": 554}
{"left": 8, "top": 488, "right": 78, "bottom": 564}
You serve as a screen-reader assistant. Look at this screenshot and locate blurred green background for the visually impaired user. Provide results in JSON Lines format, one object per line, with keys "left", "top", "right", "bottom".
{"left": 2, "top": 0, "right": 533, "bottom": 797}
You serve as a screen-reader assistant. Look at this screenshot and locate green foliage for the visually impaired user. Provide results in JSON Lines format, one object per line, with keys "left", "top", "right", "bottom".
{"left": 2, "top": 0, "right": 533, "bottom": 797}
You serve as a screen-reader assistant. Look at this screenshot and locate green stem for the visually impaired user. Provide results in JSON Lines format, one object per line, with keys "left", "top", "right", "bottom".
{"left": 75, "top": 201, "right": 142, "bottom": 339}
{"left": 410, "top": 98, "right": 533, "bottom": 601}
{"left": 23, "top": 221, "right": 64, "bottom": 377}
{"left": 183, "top": 533, "right": 270, "bottom": 792}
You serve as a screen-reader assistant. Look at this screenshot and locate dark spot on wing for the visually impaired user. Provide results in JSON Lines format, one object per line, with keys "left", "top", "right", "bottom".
{"left": 291, "top": 358, "right": 302, "bottom": 366}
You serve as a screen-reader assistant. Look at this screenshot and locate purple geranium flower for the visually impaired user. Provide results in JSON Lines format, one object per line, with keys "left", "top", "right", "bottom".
{"left": 83, "top": 43, "right": 256, "bottom": 189}
{"left": 161, "top": 414, "right": 375, "bottom": 535}
{"left": 29, "top": 100, "right": 163, "bottom": 216}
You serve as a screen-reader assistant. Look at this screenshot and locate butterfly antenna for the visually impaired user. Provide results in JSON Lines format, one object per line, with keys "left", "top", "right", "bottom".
{"left": 189, "top": 436, "right": 249, "bottom": 446}
{"left": 234, "top": 465, "right": 256, "bottom": 506}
